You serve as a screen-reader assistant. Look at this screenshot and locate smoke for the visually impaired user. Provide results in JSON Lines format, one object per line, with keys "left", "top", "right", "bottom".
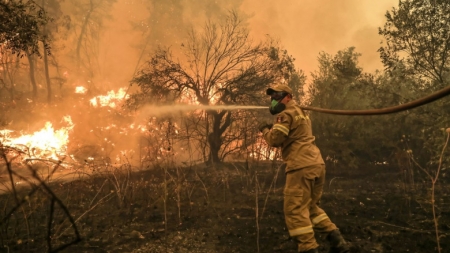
{"left": 96, "top": 0, "right": 247, "bottom": 89}
{"left": 64, "top": 0, "right": 397, "bottom": 92}
{"left": 241, "top": 0, "right": 397, "bottom": 76}
{"left": 1, "top": 0, "right": 399, "bottom": 166}
{"left": 26, "top": 0, "right": 398, "bottom": 96}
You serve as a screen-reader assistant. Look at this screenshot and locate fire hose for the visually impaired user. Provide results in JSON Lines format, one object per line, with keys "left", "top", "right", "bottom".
{"left": 299, "top": 85, "right": 450, "bottom": 115}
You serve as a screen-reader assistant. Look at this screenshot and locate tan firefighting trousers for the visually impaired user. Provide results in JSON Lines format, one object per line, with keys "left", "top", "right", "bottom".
{"left": 284, "top": 164, "right": 338, "bottom": 252}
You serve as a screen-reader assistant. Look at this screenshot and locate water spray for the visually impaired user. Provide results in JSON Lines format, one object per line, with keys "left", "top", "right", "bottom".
{"left": 137, "top": 104, "right": 267, "bottom": 118}
{"left": 138, "top": 85, "right": 450, "bottom": 118}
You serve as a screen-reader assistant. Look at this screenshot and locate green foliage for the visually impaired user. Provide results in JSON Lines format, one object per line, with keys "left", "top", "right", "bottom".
{"left": 308, "top": 47, "right": 420, "bottom": 168}
{"left": 379, "top": 0, "right": 450, "bottom": 170}
{"left": 287, "top": 69, "right": 307, "bottom": 104}
{"left": 379, "top": 0, "right": 450, "bottom": 84}
{"left": 309, "top": 47, "right": 366, "bottom": 168}
{"left": 0, "top": 0, "right": 50, "bottom": 56}
{"left": 308, "top": 45, "right": 448, "bottom": 171}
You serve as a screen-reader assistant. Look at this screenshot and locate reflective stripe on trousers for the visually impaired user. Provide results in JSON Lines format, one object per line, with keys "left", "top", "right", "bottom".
{"left": 284, "top": 164, "right": 338, "bottom": 252}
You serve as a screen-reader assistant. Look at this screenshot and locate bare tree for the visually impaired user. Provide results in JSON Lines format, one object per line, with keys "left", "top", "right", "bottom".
{"left": 0, "top": 45, "right": 21, "bottom": 101}
{"left": 131, "top": 11, "right": 296, "bottom": 164}
{"left": 66, "top": 0, "right": 116, "bottom": 82}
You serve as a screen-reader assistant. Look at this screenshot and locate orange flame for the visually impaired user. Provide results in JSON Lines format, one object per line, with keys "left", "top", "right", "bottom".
{"left": 90, "top": 87, "right": 129, "bottom": 108}
{"left": 1, "top": 116, "right": 74, "bottom": 160}
{"left": 75, "top": 86, "right": 88, "bottom": 94}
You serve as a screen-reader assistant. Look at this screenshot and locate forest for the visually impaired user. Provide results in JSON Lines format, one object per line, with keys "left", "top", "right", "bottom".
{"left": 0, "top": 0, "right": 449, "bottom": 252}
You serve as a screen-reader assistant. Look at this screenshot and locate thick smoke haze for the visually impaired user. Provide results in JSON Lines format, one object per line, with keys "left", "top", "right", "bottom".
{"left": 97, "top": 0, "right": 247, "bottom": 88}
{"left": 95, "top": 0, "right": 397, "bottom": 89}
{"left": 1, "top": 0, "right": 398, "bottom": 165}
{"left": 242, "top": 0, "right": 397, "bottom": 75}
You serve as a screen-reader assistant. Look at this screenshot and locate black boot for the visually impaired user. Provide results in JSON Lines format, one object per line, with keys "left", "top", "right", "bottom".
{"left": 300, "top": 248, "right": 319, "bottom": 253}
{"left": 326, "top": 229, "right": 350, "bottom": 253}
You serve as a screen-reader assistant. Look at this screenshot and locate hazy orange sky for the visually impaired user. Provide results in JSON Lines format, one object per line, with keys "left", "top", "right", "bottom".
{"left": 241, "top": 0, "right": 398, "bottom": 76}
{"left": 99, "top": 0, "right": 398, "bottom": 87}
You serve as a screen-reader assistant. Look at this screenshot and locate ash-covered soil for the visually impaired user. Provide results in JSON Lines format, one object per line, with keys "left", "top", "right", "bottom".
{"left": 1, "top": 162, "right": 449, "bottom": 253}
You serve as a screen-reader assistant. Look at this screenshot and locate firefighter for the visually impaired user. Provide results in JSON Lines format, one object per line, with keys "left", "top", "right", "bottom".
{"left": 258, "top": 84, "right": 350, "bottom": 253}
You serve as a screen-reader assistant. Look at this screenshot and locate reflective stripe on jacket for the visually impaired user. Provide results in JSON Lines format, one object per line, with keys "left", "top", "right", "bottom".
{"left": 261, "top": 100, "right": 324, "bottom": 172}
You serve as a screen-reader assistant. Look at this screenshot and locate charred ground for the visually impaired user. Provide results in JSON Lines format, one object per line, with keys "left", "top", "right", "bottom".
{"left": 0, "top": 161, "right": 449, "bottom": 253}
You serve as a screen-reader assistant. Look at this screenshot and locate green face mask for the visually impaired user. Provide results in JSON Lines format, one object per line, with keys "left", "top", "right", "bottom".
{"left": 269, "top": 97, "right": 286, "bottom": 115}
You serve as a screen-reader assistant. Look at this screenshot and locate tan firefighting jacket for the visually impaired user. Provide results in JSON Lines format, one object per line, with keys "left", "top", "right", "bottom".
{"left": 261, "top": 100, "right": 324, "bottom": 172}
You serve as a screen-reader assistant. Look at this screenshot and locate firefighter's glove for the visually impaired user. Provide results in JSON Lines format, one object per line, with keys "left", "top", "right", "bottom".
{"left": 258, "top": 122, "right": 273, "bottom": 133}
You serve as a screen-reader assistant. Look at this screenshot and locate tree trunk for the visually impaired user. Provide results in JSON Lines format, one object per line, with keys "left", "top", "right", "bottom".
{"left": 207, "top": 110, "right": 232, "bottom": 164}
{"left": 41, "top": 0, "right": 52, "bottom": 104}
{"left": 26, "top": 51, "right": 38, "bottom": 100}
{"left": 208, "top": 132, "right": 221, "bottom": 164}
{"left": 43, "top": 41, "right": 52, "bottom": 103}
{"left": 2, "top": 56, "right": 15, "bottom": 101}
{"left": 76, "top": 0, "right": 93, "bottom": 70}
